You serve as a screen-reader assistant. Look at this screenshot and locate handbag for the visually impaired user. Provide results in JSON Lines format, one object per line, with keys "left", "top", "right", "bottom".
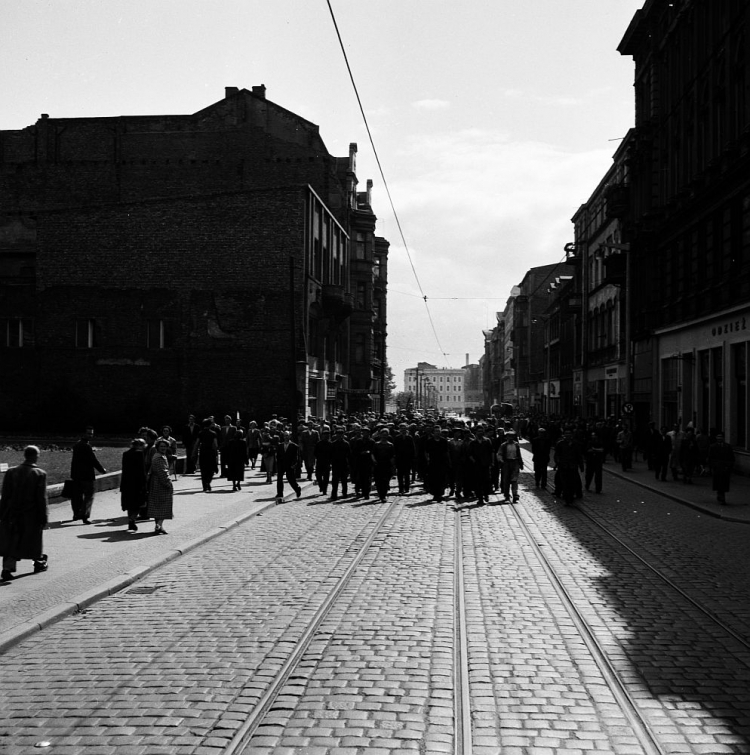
{"left": 61, "top": 479, "right": 77, "bottom": 499}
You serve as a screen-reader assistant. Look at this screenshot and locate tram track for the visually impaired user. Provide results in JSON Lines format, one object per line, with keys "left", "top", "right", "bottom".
{"left": 224, "top": 496, "right": 404, "bottom": 755}
{"left": 573, "top": 502, "right": 750, "bottom": 661}
{"left": 501, "top": 500, "right": 668, "bottom": 755}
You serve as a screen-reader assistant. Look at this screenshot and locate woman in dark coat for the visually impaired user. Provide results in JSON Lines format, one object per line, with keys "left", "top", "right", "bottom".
{"left": 120, "top": 438, "right": 147, "bottom": 532}
{"left": 0, "top": 445, "right": 48, "bottom": 580}
{"left": 225, "top": 429, "right": 249, "bottom": 491}
{"left": 196, "top": 418, "right": 219, "bottom": 493}
{"left": 707, "top": 433, "right": 734, "bottom": 504}
{"left": 147, "top": 440, "right": 173, "bottom": 534}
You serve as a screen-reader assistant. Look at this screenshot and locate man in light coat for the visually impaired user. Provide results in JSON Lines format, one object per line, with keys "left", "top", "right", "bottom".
{"left": 0, "top": 445, "right": 49, "bottom": 581}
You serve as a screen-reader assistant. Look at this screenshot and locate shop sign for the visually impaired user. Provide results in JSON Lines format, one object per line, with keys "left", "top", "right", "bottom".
{"left": 326, "top": 387, "right": 337, "bottom": 400}
{"left": 711, "top": 316, "right": 747, "bottom": 338}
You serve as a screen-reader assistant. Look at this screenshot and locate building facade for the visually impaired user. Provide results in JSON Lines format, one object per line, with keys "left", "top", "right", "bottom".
{"left": 404, "top": 363, "right": 465, "bottom": 413}
{"left": 619, "top": 0, "right": 750, "bottom": 467}
{"left": 0, "top": 86, "right": 388, "bottom": 429}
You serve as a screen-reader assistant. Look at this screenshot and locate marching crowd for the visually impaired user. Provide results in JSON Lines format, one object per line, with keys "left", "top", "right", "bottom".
{"left": 0, "top": 410, "right": 737, "bottom": 582}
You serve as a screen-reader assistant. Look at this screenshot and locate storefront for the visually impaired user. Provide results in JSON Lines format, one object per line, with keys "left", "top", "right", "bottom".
{"left": 656, "top": 305, "right": 749, "bottom": 472}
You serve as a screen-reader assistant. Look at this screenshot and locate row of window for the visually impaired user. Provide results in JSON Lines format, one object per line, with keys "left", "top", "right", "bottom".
{"left": 0, "top": 318, "right": 171, "bottom": 349}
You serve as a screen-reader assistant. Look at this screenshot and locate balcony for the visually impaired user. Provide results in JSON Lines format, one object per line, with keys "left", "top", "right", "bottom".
{"left": 322, "top": 284, "right": 354, "bottom": 322}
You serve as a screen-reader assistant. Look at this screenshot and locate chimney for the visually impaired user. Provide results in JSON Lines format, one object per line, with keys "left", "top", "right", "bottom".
{"left": 251, "top": 84, "right": 266, "bottom": 99}
{"left": 225, "top": 87, "right": 239, "bottom": 99}
{"left": 466, "top": 353, "right": 469, "bottom": 366}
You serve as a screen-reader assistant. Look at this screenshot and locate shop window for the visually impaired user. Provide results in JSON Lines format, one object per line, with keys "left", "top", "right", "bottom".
{"left": 713, "top": 347, "right": 724, "bottom": 434}
{"left": 734, "top": 343, "right": 747, "bottom": 448}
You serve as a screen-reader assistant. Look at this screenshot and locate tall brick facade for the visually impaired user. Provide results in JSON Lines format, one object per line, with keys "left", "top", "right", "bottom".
{"left": 0, "top": 87, "right": 389, "bottom": 430}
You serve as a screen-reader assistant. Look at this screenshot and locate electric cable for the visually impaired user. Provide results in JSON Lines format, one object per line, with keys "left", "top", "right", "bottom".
{"left": 325, "top": 0, "right": 450, "bottom": 366}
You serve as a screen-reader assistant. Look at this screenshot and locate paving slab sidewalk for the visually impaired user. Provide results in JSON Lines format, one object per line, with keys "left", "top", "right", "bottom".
{"left": 0, "top": 465, "right": 316, "bottom": 653}
{"left": 602, "top": 455, "right": 750, "bottom": 523}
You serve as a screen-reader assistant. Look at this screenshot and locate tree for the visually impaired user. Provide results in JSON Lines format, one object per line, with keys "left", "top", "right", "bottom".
{"left": 383, "top": 363, "right": 396, "bottom": 401}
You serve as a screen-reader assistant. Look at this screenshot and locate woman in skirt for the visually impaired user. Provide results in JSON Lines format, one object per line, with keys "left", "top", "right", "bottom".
{"left": 147, "top": 440, "right": 173, "bottom": 534}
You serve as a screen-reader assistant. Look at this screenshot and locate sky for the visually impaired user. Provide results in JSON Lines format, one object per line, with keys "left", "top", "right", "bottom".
{"left": 1, "top": 0, "right": 645, "bottom": 391}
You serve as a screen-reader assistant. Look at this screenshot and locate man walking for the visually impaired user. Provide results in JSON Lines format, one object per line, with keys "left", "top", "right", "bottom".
{"left": 0, "top": 445, "right": 49, "bottom": 581}
{"left": 275, "top": 430, "right": 302, "bottom": 502}
{"left": 70, "top": 426, "right": 107, "bottom": 524}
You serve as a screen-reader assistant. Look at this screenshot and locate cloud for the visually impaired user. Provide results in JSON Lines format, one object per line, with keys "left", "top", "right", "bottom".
{"left": 412, "top": 98, "right": 450, "bottom": 110}
{"left": 377, "top": 128, "right": 616, "bottom": 384}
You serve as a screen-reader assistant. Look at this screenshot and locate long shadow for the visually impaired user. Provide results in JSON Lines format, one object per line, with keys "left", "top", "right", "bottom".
{"left": 517, "top": 461, "right": 750, "bottom": 749}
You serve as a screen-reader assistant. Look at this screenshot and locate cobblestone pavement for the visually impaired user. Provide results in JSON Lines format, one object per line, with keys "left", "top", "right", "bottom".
{"left": 0, "top": 460, "right": 749, "bottom": 755}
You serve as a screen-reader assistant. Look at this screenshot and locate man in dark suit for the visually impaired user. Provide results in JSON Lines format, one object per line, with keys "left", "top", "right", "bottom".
{"left": 70, "top": 426, "right": 107, "bottom": 524}
{"left": 182, "top": 415, "right": 200, "bottom": 475}
{"left": 276, "top": 430, "right": 302, "bottom": 502}
{"left": 329, "top": 427, "right": 351, "bottom": 500}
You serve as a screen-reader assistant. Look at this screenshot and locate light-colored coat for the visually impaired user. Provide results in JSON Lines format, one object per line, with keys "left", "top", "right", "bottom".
{"left": 147, "top": 453, "right": 174, "bottom": 520}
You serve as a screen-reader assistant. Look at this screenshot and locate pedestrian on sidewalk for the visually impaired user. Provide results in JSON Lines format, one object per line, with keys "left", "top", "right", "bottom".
{"left": 679, "top": 428, "right": 700, "bottom": 484}
{"left": 246, "top": 421, "right": 262, "bottom": 470}
{"left": 584, "top": 432, "right": 605, "bottom": 494}
{"left": 120, "top": 438, "right": 147, "bottom": 532}
{"left": 182, "top": 415, "right": 200, "bottom": 476}
{"left": 0, "top": 445, "right": 49, "bottom": 582}
{"left": 147, "top": 440, "right": 173, "bottom": 534}
{"left": 707, "top": 433, "right": 735, "bottom": 504}
{"left": 617, "top": 424, "right": 634, "bottom": 472}
{"left": 276, "top": 430, "right": 302, "bottom": 502}
{"left": 69, "top": 426, "right": 107, "bottom": 524}
{"left": 654, "top": 426, "right": 672, "bottom": 481}
{"left": 225, "top": 428, "right": 249, "bottom": 491}
{"left": 197, "top": 418, "right": 219, "bottom": 493}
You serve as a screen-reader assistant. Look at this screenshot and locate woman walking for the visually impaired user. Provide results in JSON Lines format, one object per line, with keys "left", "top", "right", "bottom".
{"left": 147, "top": 440, "right": 173, "bottom": 534}
{"left": 120, "top": 438, "right": 147, "bottom": 532}
{"left": 225, "top": 428, "right": 249, "bottom": 491}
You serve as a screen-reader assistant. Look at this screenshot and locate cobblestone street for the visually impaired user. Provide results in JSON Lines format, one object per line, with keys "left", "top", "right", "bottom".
{"left": 1, "top": 461, "right": 749, "bottom": 755}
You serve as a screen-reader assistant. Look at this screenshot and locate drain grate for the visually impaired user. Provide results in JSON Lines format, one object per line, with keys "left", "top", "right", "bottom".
{"left": 126, "top": 585, "right": 165, "bottom": 595}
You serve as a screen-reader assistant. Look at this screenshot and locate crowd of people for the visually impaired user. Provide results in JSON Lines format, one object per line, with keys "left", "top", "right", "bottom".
{"left": 0, "top": 410, "right": 738, "bottom": 582}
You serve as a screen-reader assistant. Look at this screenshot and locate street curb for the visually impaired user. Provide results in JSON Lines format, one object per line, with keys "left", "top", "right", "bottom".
{"left": 0, "top": 481, "right": 312, "bottom": 655}
{"left": 603, "top": 467, "right": 750, "bottom": 524}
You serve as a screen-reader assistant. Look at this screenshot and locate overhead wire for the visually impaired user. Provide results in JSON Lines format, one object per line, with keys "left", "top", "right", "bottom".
{"left": 324, "top": 0, "right": 450, "bottom": 366}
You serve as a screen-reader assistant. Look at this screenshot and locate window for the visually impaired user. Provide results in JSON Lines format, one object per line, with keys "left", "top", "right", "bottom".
{"left": 75, "top": 318, "right": 97, "bottom": 349}
{"left": 0, "top": 318, "right": 34, "bottom": 348}
{"left": 354, "top": 334, "right": 366, "bottom": 364}
{"left": 146, "top": 320, "right": 172, "bottom": 349}
{"left": 355, "top": 232, "right": 366, "bottom": 260}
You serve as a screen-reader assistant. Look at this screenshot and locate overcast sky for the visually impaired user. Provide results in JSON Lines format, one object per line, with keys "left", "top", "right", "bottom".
{"left": 2, "top": 0, "right": 644, "bottom": 391}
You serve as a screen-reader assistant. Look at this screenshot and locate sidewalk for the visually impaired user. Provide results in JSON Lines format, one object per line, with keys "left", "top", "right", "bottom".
{"left": 0, "top": 465, "right": 317, "bottom": 653}
{"left": 602, "top": 454, "right": 750, "bottom": 524}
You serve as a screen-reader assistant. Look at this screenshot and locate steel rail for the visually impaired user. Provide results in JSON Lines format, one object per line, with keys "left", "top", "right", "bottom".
{"left": 224, "top": 498, "right": 402, "bottom": 755}
{"left": 453, "top": 509, "right": 474, "bottom": 755}
{"left": 507, "top": 503, "right": 668, "bottom": 755}
{"left": 574, "top": 503, "right": 750, "bottom": 661}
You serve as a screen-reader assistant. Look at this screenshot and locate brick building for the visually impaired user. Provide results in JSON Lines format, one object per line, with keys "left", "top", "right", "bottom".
{"left": 0, "top": 86, "right": 388, "bottom": 429}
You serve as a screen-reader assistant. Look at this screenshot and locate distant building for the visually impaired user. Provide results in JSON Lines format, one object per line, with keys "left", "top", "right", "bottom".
{"left": 0, "top": 86, "right": 389, "bottom": 428}
{"left": 404, "top": 362, "right": 466, "bottom": 413}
